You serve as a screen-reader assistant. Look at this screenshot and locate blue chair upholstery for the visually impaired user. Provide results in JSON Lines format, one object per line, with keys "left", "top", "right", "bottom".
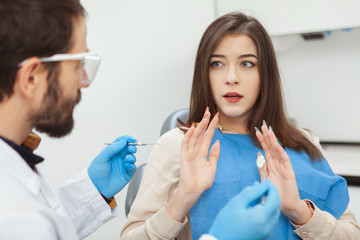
{"left": 124, "top": 108, "right": 189, "bottom": 216}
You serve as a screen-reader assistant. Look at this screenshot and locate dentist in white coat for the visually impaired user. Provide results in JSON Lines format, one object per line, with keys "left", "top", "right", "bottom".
{"left": 0, "top": 0, "right": 137, "bottom": 239}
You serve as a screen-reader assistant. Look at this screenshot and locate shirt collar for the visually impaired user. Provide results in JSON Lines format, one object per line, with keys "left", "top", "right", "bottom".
{"left": 0, "top": 136, "right": 44, "bottom": 167}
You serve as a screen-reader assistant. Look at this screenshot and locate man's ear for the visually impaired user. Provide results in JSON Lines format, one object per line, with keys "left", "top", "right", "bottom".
{"left": 15, "top": 57, "right": 47, "bottom": 99}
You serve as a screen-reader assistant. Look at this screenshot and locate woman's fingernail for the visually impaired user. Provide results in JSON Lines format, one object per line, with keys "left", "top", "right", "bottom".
{"left": 215, "top": 112, "right": 219, "bottom": 118}
{"left": 203, "top": 107, "right": 209, "bottom": 119}
{"left": 204, "top": 106, "right": 209, "bottom": 114}
{"left": 255, "top": 127, "right": 261, "bottom": 133}
{"left": 263, "top": 120, "right": 268, "bottom": 127}
{"left": 190, "top": 122, "right": 194, "bottom": 128}
{"left": 269, "top": 126, "right": 273, "bottom": 131}
{"left": 277, "top": 138, "right": 281, "bottom": 144}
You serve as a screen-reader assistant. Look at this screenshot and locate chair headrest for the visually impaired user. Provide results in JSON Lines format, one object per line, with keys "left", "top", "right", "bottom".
{"left": 160, "top": 108, "right": 189, "bottom": 136}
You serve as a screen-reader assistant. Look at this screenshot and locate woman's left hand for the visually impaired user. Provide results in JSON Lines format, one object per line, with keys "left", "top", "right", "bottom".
{"left": 255, "top": 123, "right": 312, "bottom": 225}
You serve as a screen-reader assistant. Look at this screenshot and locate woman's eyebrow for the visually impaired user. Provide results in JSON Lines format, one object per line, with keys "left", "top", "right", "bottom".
{"left": 210, "top": 53, "right": 258, "bottom": 59}
{"left": 238, "top": 53, "right": 258, "bottom": 59}
{"left": 210, "top": 54, "right": 225, "bottom": 58}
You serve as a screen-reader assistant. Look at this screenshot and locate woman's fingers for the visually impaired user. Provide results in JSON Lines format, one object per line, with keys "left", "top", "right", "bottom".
{"left": 255, "top": 131, "right": 268, "bottom": 151}
{"left": 188, "top": 109, "right": 210, "bottom": 149}
{"left": 199, "top": 112, "right": 219, "bottom": 158}
{"left": 261, "top": 124, "right": 276, "bottom": 160}
{"left": 208, "top": 140, "right": 220, "bottom": 170}
{"left": 182, "top": 108, "right": 210, "bottom": 152}
{"left": 182, "top": 107, "right": 218, "bottom": 164}
{"left": 267, "top": 128, "right": 289, "bottom": 164}
{"left": 255, "top": 130, "right": 273, "bottom": 165}
{"left": 181, "top": 122, "right": 195, "bottom": 154}
{"left": 203, "top": 112, "right": 219, "bottom": 142}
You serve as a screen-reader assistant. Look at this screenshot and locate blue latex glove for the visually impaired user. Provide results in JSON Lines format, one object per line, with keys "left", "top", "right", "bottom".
{"left": 88, "top": 135, "right": 137, "bottom": 198}
{"left": 209, "top": 180, "right": 281, "bottom": 240}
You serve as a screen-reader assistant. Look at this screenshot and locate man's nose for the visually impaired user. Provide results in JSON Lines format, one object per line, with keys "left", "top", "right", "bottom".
{"left": 78, "top": 81, "right": 90, "bottom": 89}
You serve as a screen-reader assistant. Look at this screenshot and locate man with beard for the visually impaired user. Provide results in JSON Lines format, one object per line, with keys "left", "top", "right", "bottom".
{"left": 0, "top": 0, "right": 137, "bottom": 239}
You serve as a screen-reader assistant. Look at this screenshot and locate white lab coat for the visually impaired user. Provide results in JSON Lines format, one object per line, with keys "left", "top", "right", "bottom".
{"left": 0, "top": 139, "right": 119, "bottom": 240}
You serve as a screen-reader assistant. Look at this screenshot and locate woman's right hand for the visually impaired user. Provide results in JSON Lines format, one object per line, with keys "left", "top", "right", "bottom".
{"left": 166, "top": 107, "right": 220, "bottom": 222}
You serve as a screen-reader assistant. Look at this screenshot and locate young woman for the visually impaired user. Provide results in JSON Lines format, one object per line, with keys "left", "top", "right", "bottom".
{"left": 121, "top": 12, "right": 360, "bottom": 239}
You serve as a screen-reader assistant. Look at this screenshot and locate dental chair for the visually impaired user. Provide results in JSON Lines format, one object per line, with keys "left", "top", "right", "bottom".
{"left": 124, "top": 108, "right": 189, "bottom": 216}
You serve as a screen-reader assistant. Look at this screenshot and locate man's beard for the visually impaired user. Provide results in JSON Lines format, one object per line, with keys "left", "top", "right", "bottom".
{"left": 29, "top": 70, "right": 81, "bottom": 138}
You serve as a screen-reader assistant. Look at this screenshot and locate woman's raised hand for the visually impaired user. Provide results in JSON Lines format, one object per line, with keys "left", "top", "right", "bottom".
{"left": 166, "top": 107, "right": 220, "bottom": 222}
{"left": 179, "top": 108, "right": 220, "bottom": 198}
{"left": 255, "top": 122, "right": 312, "bottom": 225}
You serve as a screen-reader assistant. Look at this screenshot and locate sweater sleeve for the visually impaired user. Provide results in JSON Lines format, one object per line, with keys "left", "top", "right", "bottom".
{"left": 292, "top": 202, "right": 360, "bottom": 239}
{"left": 121, "top": 128, "right": 190, "bottom": 240}
{"left": 294, "top": 129, "right": 360, "bottom": 239}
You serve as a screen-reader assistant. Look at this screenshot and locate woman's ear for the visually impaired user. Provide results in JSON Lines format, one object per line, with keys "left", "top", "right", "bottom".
{"left": 15, "top": 57, "right": 47, "bottom": 99}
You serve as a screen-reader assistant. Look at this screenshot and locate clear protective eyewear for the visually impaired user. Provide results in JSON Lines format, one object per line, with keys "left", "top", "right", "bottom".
{"left": 19, "top": 51, "right": 101, "bottom": 85}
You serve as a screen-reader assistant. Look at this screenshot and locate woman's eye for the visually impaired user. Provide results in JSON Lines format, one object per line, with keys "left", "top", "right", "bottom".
{"left": 241, "top": 61, "right": 255, "bottom": 68}
{"left": 210, "top": 61, "right": 223, "bottom": 68}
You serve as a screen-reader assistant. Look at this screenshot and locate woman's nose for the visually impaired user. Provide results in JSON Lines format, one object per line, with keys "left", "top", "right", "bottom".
{"left": 225, "top": 67, "right": 239, "bottom": 85}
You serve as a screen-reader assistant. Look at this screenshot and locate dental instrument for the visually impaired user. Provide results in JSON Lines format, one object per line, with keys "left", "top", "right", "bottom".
{"left": 105, "top": 141, "right": 159, "bottom": 146}
{"left": 256, "top": 151, "right": 267, "bottom": 205}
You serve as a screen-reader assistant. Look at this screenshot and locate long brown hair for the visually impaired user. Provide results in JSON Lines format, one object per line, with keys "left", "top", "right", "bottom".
{"left": 183, "top": 12, "right": 323, "bottom": 161}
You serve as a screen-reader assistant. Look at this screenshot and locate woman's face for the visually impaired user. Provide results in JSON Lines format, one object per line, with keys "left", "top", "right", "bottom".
{"left": 209, "top": 34, "right": 260, "bottom": 129}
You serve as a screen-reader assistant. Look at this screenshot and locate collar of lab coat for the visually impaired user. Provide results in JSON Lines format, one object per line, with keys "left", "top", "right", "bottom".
{"left": 0, "top": 139, "right": 42, "bottom": 197}
{"left": 0, "top": 139, "right": 62, "bottom": 210}
{"left": 0, "top": 136, "right": 44, "bottom": 166}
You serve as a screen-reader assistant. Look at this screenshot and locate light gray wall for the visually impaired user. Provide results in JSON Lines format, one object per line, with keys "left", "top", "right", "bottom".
{"left": 33, "top": 1, "right": 360, "bottom": 239}
{"left": 216, "top": 0, "right": 360, "bottom": 36}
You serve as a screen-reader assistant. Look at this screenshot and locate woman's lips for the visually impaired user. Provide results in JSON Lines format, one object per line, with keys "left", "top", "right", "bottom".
{"left": 223, "top": 92, "right": 243, "bottom": 103}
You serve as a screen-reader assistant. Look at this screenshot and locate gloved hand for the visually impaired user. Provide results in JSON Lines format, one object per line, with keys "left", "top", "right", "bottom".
{"left": 88, "top": 135, "right": 137, "bottom": 198}
{"left": 209, "top": 180, "right": 281, "bottom": 240}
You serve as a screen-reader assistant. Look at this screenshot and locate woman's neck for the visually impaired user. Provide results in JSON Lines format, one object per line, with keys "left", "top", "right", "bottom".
{"left": 218, "top": 116, "right": 249, "bottom": 134}
{"left": 220, "top": 126, "right": 249, "bottom": 134}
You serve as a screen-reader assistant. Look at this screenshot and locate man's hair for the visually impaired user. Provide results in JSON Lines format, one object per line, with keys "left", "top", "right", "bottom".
{"left": 0, "top": 0, "right": 85, "bottom": 101}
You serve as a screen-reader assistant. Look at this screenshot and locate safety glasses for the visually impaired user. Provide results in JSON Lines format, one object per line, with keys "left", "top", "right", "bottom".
{"left": 19, "top": 52, "right": 101, "bottom": 84}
